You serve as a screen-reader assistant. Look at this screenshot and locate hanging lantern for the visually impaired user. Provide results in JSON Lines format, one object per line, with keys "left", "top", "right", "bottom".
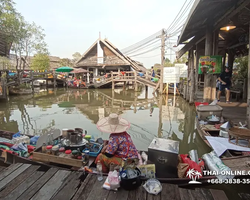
{"left": 220, "top": 21, "right": 236, "bottom": 31}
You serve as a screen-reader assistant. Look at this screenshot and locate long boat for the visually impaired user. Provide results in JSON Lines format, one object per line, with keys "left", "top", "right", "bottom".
{"left": 195, "top": 117, "right": 250, "bottom": 157}
{"left": 1, "top": 129, "right": 250, "bottom": 186}
{"left": 9, "top": 88, "right": 33, "bottom": 95}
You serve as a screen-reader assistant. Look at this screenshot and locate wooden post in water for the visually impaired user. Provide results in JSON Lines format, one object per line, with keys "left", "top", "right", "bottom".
{"left": 134, "top": 71, "right": 138, "bottom": 92}
{"left": 203, "top": 24, "right": 213, "bottom": 102}
{"left": 195, "top": 43, "right": 202, "bottom": 100}
{"left": 189, "top": 49, "right": 195, "bottom": 103}
{"left": 145, "top": 85, "right": 148, "bottom": 99}
{"left": 247, "top": 23, "right": 250, "bottom": 128}
{"left": 31, "top": 71, "right": 34, "bottom": 93}
{"left": 111, "top": 71, "right": 114, "bottom": 90}
{"left": 53, "top": 70, "right": 56, "bottom": 88}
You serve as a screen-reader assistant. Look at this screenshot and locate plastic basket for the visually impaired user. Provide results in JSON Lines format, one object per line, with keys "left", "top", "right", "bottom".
{"left": 195, "top": 102, "right": 209, "bottom": 107}
{"left": 84, "top": 142, "right": 103, "bottom": 157}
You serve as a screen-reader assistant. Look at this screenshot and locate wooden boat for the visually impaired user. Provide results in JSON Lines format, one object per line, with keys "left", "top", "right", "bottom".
{"left": 9, "top": 88, "right": 32, "bottom": 95}
{"left": 1, "top": 129, "right": 250, "bottom": 186}
{"left": 195, "top": 117, "right": 250, "bottom": 157}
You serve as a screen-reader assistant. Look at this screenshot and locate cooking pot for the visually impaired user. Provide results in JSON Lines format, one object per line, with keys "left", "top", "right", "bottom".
{"left": 120, "top": 168, "right": 141, "bottom": 190}
{"left": 65, "top": 129, "right": 75, "bottom": 139}
{"left": 75, "top": 128, "right": 83, "bottom": 134}
{"left": 62, "top": 129, "right": 69, "bottom": 138}
{"left": 69, "top": 132, "right": 82, "bottom": 144}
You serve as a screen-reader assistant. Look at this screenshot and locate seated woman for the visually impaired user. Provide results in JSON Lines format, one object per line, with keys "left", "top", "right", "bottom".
{"left": 95, "top": 113, "right": 138, "bottom": 173}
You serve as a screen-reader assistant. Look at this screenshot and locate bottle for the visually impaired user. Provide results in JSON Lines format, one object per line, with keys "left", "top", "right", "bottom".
{"left": 42, "top": 143, "right": 47, "bottom": 153}
{"left": 96, "top": 160, "right": 103, "bottom": 181}
{"left": 110, "top": 162, "right": 114, "bottom": 172}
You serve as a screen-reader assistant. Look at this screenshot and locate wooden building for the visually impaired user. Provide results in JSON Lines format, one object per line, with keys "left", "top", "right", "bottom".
{"left": 176, "top": 0, "right": 250, "bottom": 124}
{"left": 75, "top": 38, "right": 146, "bottom": 77}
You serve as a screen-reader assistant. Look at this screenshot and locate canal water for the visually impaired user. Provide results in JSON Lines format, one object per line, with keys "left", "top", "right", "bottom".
{"left": 0, "top": 87, "right": 249, "bottom": 199}
{"left": 0, "top": 87, "right": 210, "bottom": 156}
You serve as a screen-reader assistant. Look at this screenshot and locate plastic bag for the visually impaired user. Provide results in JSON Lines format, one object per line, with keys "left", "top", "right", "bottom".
{"left": 143, "top": 179, "right": 162, "bottom": 195}
{"left": 108, "top": 170, "right": 120, "bottom": 190}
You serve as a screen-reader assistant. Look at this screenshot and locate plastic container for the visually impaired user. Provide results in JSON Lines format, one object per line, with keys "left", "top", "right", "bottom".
{"left": 88, "top": 143, "right": 103, "bottom": 157}
{"left": 84, "top": 150, "right": 89, "bottom": 161}
{"left": 96, "top": 160, "right": 103, "bottom": 181}
{"left": 30, "top": 136, "right": 40, "bottom": 145}
{"left": 52, "top": 145, "right": 59, "bottom": 156}
{"left": 46, "top": 145, "right": 53, "bottom": 154}
{"left": 194, "top": 102, "right": 209, "bottom": 107}
{"left": 196, "top": 105, "right": 223, "bottom": 120}
{"left": 65, "top": 149, "right": 72, "bottom": 158}
{"left": 120, "top": 168, "right": 141, "bottom": 190}
{"left": 42, "top": 143, "right": 47, "bottom": 153}
{"left": 84, "top": 135, "right": 91, "bottom": 142}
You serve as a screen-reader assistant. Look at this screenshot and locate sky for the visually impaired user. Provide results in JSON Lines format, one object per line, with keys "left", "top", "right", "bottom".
{"left": 15, "top": 0, "right": 188, "bottom": 68}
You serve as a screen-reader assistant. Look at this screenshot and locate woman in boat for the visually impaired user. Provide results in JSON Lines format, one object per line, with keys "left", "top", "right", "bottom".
{"left": 95, "top": 113, "right": 138, "bottom": 173}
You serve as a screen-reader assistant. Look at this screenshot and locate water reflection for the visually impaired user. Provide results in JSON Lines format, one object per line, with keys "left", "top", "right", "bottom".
{"left": 0, "top": 87, "right": 211, "bottom": 154}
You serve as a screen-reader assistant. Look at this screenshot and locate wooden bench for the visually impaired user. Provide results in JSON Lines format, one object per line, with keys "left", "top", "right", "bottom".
{"left": 230, "top": 90, "right": 241, "bottom": 101}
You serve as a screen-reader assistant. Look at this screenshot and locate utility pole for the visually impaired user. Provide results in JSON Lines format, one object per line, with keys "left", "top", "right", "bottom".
{"left": 160, "top": 29, "right": 165, "bottom": 94}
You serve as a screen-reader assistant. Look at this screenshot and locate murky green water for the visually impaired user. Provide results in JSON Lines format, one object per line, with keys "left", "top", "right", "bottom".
{"left": 1, "top": 87, "right": 249, "bottom": 199}
{"left": 0, "top": 87, "right": 210, "bottom": 155}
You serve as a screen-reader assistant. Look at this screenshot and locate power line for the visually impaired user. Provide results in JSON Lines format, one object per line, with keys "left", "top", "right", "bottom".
{"left": 168, "top": 0, "right": 194, "bottom": 34}
{"left": 166, "top": 0, "right": 188, "bottom": 32}
{"left": 125, "top": 38, "right": 161, "bottom": 55}
{"left": 121, "top": 30, "right": 162, "bottom": 53}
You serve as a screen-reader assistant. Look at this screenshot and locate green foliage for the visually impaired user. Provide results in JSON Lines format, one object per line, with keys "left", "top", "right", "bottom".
{"left": 18, "top": 83, "right": 31, "bottom": 89}
{"left": 1, "top": 0, "right": 48, "bottom": 70}
{"left": 72, "top": 52, "right": 81, "bottom": 63}
{"left": 174, "top": 52, "right": 188, "bottom": 64}
{"left": 30, "top": 53, "right": 50, "bottom": 71}
{"left": 0, "top": 56, "right": 11, "bottom": 69}
{"left": 235, "top": 56, "right": 248, "bottom": 79}
{"left": 60, "top": 58, "right": 73, "bottom": 67}
{"left": 164, "top": 58, "right": 174, "bottom": 67}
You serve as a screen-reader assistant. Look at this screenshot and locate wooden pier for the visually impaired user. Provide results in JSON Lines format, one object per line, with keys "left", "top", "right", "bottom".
{"left": 0, "top": 163, "right": 235, "bottom": 200}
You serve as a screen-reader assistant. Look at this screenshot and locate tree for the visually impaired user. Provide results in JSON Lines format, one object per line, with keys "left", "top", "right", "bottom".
{"left": 72, "top": 52, "right": 81, "bottom": 63}
{"left": 174, "top": 52, "right": 188, "bottom": 64}
{"left": 60, "top": 58, "right": 73, "bottom": 67}
{"left": 1, "top": 0, "right": 49, "bottom": 84}
{"left": 235, "top": 56, "right": 248, "bottom": 79}
{"left": 30, "top": 53, "right": 50, "bottom": 71}
{"left": 164, "top": 57, "right": 173, "bottom": 67}
{"left": 0, "top": 56, "right": 11, "bottom": 70}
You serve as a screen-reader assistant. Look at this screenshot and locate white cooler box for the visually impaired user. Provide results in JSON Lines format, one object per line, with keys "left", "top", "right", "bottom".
{"left": 148, "top": 138, "right": 179, "bottom": 178}
{"left": 196, "top": 105, "right": 223, "bottom": 120}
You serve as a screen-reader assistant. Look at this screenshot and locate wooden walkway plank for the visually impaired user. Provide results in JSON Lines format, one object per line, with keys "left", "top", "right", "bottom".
{"left": 135, "top": 186, "right": 147, "bottom": 200}
{"left": 0, "top": 165, "right": 40, "bottom": 198}
{"left": 188, "top": 189, "right": 207, "bottom": 200}
{"left": 195, "top": 188, "right": 214, "bottom": 200}
{"left": 114, "top": 188, "right": 129, "bottom": 200}
{"left": 72, "top": 174, "right": 97, "bottom": 200}
{"left": 238, "top": 193, "right": 250, "bottom": 200}
{"left": 209, "top": 189, "right": 228, "bottom": 200}
{"left": 127, "top": 190, "right": 137, "bottom": 200}
{"left": 179, "top": 188, "right": 194, "bottom": 200}
{"left": 51, "top": 172, "right": 82, "bottom": 200}
{"left": 147, "top": 192, "right": 161, "bottom": 200}
{"left": 0, "top": 164, "right": 31, "bottom": 191}
{"left": 30, "top": 170, "right": 71, "bottom": 200}
{"left": 17, "top": 168, "right": 58, "bottom": 200}
{"left": 0, "top": 166, "right": 6, "bottom": 172}
{"left": 3, "top": 171, "right": 45, "bottom": 200}
{"left": 106, "top": 190, "right": 118, "bottom": 200}
{"left": 161, "top": 184, "right": 181, "bottom": 200}
{"left": 0, "top": 163, "right": 23, "bottom": 181}
{"left": 86, "top": 177, "right": 109, "bottom": 200}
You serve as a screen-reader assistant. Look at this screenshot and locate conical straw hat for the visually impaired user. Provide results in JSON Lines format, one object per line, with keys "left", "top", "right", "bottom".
{"left": 96, "top": 113, "right": 130, "bottom": 133}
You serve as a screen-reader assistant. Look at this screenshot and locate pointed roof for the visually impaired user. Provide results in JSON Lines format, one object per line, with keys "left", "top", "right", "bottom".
{"left": 76, "top": 38, "right": 146, "bottom": 72}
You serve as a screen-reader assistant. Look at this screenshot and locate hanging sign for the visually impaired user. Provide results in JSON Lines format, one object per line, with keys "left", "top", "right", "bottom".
{"left": 198, "top": 55, "right": 222, "bottom": 74}
{"left": 163, "top": 67, "right": 180, "bottom": 83}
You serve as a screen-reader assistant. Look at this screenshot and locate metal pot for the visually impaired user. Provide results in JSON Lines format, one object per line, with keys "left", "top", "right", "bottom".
{"left": 69, "top": 132, "right": 82, "bottom": 144}
{"left": 75, "top": 128, "right": 83, "bottom": 134}
{"left": 65, "top": 129, "right": 75, "bottom": 139}
{"left": 62, "top": 129, "right": 69, "bottom": 138}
